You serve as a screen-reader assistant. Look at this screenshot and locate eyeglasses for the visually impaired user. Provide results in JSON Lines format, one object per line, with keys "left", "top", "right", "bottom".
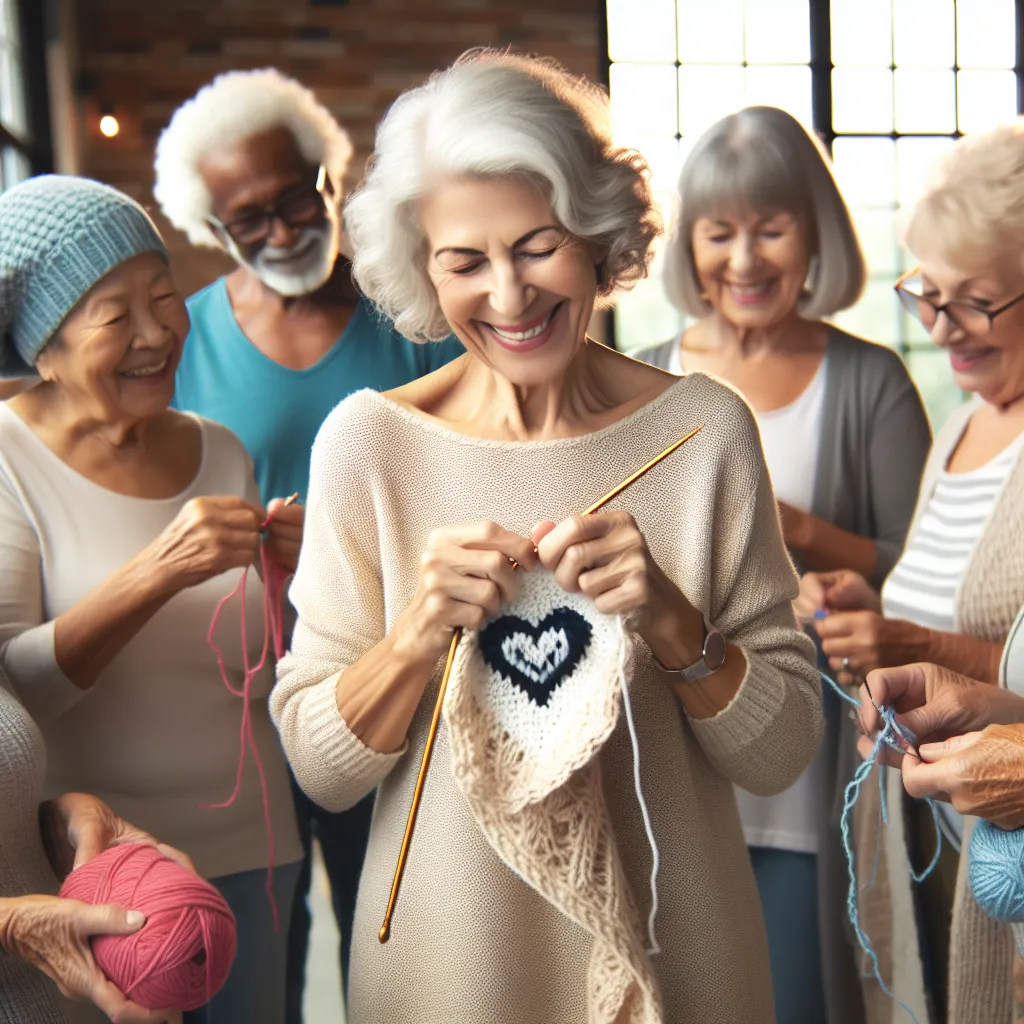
{"left": 895, "top": 268, "right": 1024, "bottom": 336}
{"left": 208, "top": 166, "right": 330, "bottom": 247}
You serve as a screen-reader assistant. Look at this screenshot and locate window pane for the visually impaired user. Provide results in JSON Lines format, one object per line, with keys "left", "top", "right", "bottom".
{"left": 606, "top": 0, "right": 676, "bottom": 62}
{"left": 1, "top": 147, "right": 29, "bottom": 190}
{"left": 678, "top": 65, "right": 745, "bottom": 136}
{"left": 745, "top": 65, "right": 813, "bottom": 129}
{"left": 0, "top": 44, "right": 26, "bottom": 138}
{"left": 677, "top": 0, "right": 743, "bottom": 64}
{"left": 622, "top": 136, "right": 682, "bottom": 194}
{"left": 832, "top": 277, "right": 901, "bottom": 345}
{"left": 609, "top": 63, "right": 677, "bottom": 138}
{"left": 830, "top": 0, "right": 892, "bottom": 66}
{"left": 832, "top": 68, "right": 894, "bottom": 133}
{"left": 832, "top": 138, "right": 897, "bottom": 207}
{"left": 852, "top": 208, "right": 900, "bottom": 275}
{"left": 893, "top": 0, "right": 955, "bottom": 68}
{"left": 894, "top": 68, "right": 956, "bottom": 134}
{"left": 896, "top": 136, "right": 954, "bottom": 206}
{"left": 957, "top": 70, "right": 1017, "bottom": 134}
{"left": 905, "top": 347, "right": 962, "bottom": 429}
{"left": 0, "top": 0, "right": 19, "bottom": 45}
{"left": 614, "top": 268, "right": 684, "bottom": 354}
{"left": 957, "top": 0, "right": 1015, "bottom": 69}
{"left": 743, "top": 0, "right": 810, "bottom": 64}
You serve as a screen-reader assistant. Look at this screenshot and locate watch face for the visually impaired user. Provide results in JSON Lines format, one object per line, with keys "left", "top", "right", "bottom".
{"left": 705, "top": 629, "right": 728, "bottom": 671}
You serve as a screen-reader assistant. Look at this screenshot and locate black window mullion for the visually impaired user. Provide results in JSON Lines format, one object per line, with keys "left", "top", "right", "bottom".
{"left": 809, "top": 0, "right": 834, "bottom": 150}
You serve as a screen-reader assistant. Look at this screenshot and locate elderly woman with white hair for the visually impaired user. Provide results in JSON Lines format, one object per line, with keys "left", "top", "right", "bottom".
{"left": 271, "top": 51, "right": 822, "bottom": 1024}
{"left": 634, "top": 106, "right": 931, "bottom": 1024}
{"left": 801, "top": 119, "right": 1024, "bottom": 1022}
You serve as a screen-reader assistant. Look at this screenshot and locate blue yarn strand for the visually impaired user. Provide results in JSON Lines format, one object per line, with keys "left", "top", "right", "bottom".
{"left": 821, "top": 672, "right": 945, "bottom": 1024}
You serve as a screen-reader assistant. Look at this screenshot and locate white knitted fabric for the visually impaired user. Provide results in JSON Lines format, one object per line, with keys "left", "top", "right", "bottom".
{"left": 446, "top": 570, "right": 660, "bottom": 1023}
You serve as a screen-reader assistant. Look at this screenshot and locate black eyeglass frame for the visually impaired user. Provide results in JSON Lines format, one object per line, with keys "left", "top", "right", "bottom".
{"left": 894, "top": 266, "right": 1024, "bottom": 335}
{"left": 206, "top": 164, "right": 332, "bottom": 247}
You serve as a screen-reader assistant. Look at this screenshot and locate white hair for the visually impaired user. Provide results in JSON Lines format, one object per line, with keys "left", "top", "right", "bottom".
{"left": 905, "top": 117, "right": 1024, "bottom": 270}
{"left": 344, "top": 51, "right": 660, "bottom": 343}
{"left": 153, "top": 68, "right": 353, "bottom": 249}
{"left": 664, "top": 106, "right": 866, "bottom": 320}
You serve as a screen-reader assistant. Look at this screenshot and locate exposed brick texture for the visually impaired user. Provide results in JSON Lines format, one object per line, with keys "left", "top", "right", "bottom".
{"left": 75, "top": 0, "right": 602, "bottom": 296}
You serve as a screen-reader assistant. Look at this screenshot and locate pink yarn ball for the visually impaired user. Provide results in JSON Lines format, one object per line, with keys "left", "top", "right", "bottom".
{"left": 59, "top": 842, "right": 236, "bottom": 1012}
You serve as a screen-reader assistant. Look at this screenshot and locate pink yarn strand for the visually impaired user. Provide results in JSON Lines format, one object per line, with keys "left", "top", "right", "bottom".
{"left": 204, "top": 506, "right": 290, "bottom": 933}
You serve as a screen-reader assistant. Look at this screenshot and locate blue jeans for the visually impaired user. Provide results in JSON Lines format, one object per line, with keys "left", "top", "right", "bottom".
{"left": 183, "top": 859, "right": 302, "bottom": 1024}
{"left": 749, "top": 846, "right": 827, "bottom": 1024}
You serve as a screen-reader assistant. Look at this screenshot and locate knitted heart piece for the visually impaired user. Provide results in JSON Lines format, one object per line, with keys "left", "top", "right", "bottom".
{"left": 478, "top": 607, "right": 593, "bottom": 707}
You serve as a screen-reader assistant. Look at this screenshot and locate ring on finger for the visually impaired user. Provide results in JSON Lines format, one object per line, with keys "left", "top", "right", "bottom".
{"left": 842, "top": 656, "right": 851, "bottom": 671}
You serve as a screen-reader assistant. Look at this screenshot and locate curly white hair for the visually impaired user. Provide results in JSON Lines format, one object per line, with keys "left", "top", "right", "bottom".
{"left": 153, "top": 68, "right": 353, "bottom": 249}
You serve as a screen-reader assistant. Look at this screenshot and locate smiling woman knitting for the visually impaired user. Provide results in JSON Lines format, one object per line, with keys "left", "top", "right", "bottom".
{"left": 271, "top": 51, "right": 822, "bottom": 1024}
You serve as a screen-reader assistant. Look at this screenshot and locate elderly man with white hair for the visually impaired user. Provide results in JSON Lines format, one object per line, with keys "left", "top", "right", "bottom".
{"left": 153, "top": 68, "right": 462, "bottom": 1022}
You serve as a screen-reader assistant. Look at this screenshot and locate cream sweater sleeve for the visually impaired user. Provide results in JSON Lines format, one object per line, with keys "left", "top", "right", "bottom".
{"left": 271, "top": 398, "right": 406, "bottom": 812}
{"left": 685, "top": 388, "right": 824, "bottom": 796}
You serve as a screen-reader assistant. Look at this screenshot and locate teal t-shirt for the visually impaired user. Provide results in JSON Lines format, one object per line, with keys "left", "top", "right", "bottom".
{"left": 173, "top": 278, "right": 463, "bottom": 505}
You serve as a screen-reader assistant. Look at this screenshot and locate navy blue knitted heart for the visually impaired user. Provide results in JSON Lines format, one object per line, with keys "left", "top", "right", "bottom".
{"left": 478, "top": 608, "right": 593, "bottom": 707}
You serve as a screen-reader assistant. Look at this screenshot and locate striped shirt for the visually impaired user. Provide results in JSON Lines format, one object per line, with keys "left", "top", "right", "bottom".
{"left": 884, "top": 438, "right": 1023, "bottom": 631}
{"left": 883, "top": 435, "right": 1023, "bottom": 848}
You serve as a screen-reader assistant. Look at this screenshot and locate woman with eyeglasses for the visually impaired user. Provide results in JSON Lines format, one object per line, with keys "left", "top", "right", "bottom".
{"left": 0, "top": 175, "right": 305, "bottom": 1023}
{"left": 800, "top": 119, "right": 1024, "bottom": 1023}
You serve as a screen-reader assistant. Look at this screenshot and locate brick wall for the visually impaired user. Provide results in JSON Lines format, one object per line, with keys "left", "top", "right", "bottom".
{"left": 73, "top": 0, "right": 603, "bottom": 297}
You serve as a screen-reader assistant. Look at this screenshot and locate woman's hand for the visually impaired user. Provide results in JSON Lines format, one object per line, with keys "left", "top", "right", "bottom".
{"left": 532, "top": 512, "right": 706, "bottom": 664}
{"left": 391, "top": 521, "right": 537, "bottom": 666}
{"left": 264, "top": 498, "right": 304, "bottom": 574}
{"left": 815, "top": 611, "right": 929, "bottom": 676}
{"left": 777, "top": 500, "right": 812, "bottom": 552}
{"left": 38, "top": 793, "right": 195, "bottom": 880}
{"left": 143, "top": 496, "right": 263, "bottom": 594}
{"left": 0, "top": 895, "right": 174, "bottom": 1022}
{"left": 795, "top": 569, "right": 881, "bottom": 623}
{"left": 855, "top": 662, "right": 1024, "bottom": 766}
{"left": 901, "top": 724, "right": 1024, "bottom": 830}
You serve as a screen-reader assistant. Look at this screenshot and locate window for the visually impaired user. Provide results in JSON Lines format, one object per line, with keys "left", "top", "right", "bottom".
{"left": 606, "top": 0, "right": 1021, "bottom": 425}
{"left": 0, "top": 0, "right": 34, "bottom": 192}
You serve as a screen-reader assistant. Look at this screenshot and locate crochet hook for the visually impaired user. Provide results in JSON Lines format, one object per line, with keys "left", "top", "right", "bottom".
{"left": 379, "top": 424, "right": 705, "bottom": 944}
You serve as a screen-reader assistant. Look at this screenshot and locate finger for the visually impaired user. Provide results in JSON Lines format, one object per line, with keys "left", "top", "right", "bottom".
{"left": 901, "top": 756, "right": 955, "bottom": 802}
{"left": 535, "top": 514, "right": 613, "bottom": 571}
{"left": 436, "top": 569, "right": 505, "bottom": 618}
{"left": 80, "top": 903, "right": 146, "bottom": 938}
{"left": 862, "top": 664, "right": 928, "bottom": 714}
{"left": 814, "top": 613, "right": 859, "bottom": 640}
{"left": 156, "top": 843, "right": 197, "bottom": 875}
{"left": 918, "top": 732, "right": 985, "bottom": 762}
{"left": 438, "top": 545, "right": 520, "bottom": 603}
{"left": 445, "top": 521, "right": 537, "bottom": 571}
{"left": 530, "top": 521, "right": 557, "bottom": 546}
{"left": 857, "top": 690, "right": 884, "bottom": 736}
{"left": 858, "top": 733, "right": 904, "bottom": 768}
{"left": 799, "top": 573, "right": 828, "bottom": 609}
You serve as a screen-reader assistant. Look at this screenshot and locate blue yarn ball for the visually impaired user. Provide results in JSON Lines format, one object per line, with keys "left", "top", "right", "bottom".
{"left": 969, "top": 818, "right": 1024, "bottom": 923}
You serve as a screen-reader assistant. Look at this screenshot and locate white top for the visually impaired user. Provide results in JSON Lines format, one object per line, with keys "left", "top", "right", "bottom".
{"left": 883, "top": 435, "right": 1023, "bottom": 849}
{"left": 672, "top": 342, "right": 828, "bottom": 853}
{"left": 0, "top": 405, "right": 301, "bottom": 880}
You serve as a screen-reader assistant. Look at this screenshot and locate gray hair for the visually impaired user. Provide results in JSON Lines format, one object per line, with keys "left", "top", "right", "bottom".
{"left": 905, "top": 117, "right": 1024, "bottom": 269}
{"left": 344, "top": 51, "right": 660, "bottom": 343}
{"left": 664, "top": 106, "right": 866, "bottom": 319}
{"left": 154, "top": 68, "right": 353, "bottom": 249}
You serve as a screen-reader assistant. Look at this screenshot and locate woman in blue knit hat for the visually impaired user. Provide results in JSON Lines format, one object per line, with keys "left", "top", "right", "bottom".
{"left": 0, "top": 175, "right": 304, "bottom": 1024}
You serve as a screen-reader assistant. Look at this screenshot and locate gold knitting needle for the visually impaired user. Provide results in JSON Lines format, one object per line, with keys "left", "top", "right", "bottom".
{"left": 378, "top": 424, "right": 705, "bottom": 943}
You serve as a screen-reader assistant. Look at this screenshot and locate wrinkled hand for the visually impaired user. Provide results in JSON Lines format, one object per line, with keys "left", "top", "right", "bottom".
{"left": 146, "top": 496, "right": 263, "bottom": 593}
{"left": 0, "top": 896, "right": 174, "bottom": 1022}
{"left": 39, "top": 793, "right": 195, "bottom": 880}
{"left": 901, "top": 724, "right": 1024, "bottom": 830}
{"left": 263, "top": 498, "right": 304, "bottom": 574}
{"left": 394, "top": 521, "right": 537, "bottom": 665}
{"left": 795, "top": 569, "right": 881, "bottom": 623}
{"left": 815, "top": 611, "right": 928, "bottom": 677}
{"left": 854, "top": 663, "right": 1024, "bottom": 768}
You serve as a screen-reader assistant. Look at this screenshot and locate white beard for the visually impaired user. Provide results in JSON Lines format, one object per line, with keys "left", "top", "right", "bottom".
{"left": 229, "top": 220, "right": 339, "bottom": 297}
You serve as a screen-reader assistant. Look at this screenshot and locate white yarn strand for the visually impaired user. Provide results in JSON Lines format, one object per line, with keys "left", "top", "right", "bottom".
{"left": 616, "top": 626, "right": 660, "bottom": 955}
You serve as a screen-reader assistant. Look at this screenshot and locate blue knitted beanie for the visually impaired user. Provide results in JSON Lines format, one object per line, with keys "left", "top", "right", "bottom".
{"left": 0, "top": 175, "right": 169, "bottom": 378}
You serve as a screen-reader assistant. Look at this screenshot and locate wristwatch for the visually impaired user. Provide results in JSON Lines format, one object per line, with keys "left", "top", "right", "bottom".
{"left": 653, "top": 616, "right": 727, "bottom": 683}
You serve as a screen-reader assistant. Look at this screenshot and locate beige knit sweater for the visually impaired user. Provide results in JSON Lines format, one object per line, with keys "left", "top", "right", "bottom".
{"left": 859, "top": 396, "right": 1024, "bottom": 1024}
{"left": 271, "top": 373, "right": 823, "bottom": 1024}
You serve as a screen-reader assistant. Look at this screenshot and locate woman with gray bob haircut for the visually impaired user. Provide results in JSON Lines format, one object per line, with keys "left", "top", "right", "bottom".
{"left": 634, "top": 106, "right": 931, "bottom": 1024}
{"left": 273, "top": 51, "right": 823, "bottom": 1024}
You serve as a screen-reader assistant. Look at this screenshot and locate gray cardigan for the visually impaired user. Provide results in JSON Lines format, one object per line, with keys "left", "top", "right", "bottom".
{"left": 634, "top": 327, "right": 932, "bottom": 1024}
{"left": 634, "top": 328, "right": 932, "bottom": 587}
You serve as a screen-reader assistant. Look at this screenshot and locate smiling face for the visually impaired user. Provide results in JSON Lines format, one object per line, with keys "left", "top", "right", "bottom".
{"left": 35, "top": 252, "right": 188, "bottom": 422}
{"left": 690, "top": 207, "right": 813, "bottom": 329}
{"left": 199, "top": 126, "right": 341, "bottom": 296}
{"left": 419, "top": 175, "right": 602, "bottom": 387}
{"left": 916, "top": 255, "right": 1024, "bottom": 406}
